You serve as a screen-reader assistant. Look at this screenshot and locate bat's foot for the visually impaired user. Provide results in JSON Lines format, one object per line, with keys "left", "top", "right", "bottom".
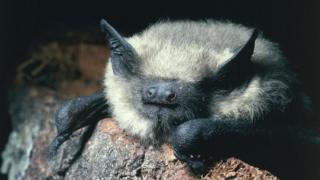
{"left": 172, "top": 119, "right": 215, "bottom": 174}
{"left": 173, "top": 148, "right": 207, "bottom": 174}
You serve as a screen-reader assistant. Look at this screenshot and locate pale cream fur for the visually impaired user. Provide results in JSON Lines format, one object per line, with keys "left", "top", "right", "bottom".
{"left": 104, "top": 20, "right": 296, "bottom": 140}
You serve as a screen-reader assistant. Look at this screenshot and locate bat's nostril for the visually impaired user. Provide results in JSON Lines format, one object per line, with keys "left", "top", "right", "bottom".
{"left": 146, "top": 87, "right": 157, "bottom": 98}
{"left": 166, "top": 91, "right": 176, "bottom": 103}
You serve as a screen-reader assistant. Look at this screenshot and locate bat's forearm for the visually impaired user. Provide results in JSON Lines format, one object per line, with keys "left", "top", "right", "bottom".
{"left": 47, "top": 90, "right": 110, "bottom": 159}
{"left": 172, "top": 118, "right": 320, "bottom": 173}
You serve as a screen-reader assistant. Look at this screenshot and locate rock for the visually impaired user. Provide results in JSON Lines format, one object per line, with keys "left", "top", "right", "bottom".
{"left": 1, "top": 87, "right": 279, "bottom": 180}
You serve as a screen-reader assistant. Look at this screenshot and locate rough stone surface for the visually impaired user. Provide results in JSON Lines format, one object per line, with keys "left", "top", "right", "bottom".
{"left": 1, "top": 87, "right": 278, "bottom": 180}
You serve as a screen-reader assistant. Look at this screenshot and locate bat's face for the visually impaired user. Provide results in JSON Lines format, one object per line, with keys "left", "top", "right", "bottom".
{"left": 101, "top": 20, "right": 290, "bottom": 143}
{"left": 129, "top": 76, "right": 210, "bottom": 139}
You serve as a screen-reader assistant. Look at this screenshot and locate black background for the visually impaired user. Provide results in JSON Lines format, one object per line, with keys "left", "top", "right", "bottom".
{"left": 0, "top": 0, "right": 319, "bottom": 173}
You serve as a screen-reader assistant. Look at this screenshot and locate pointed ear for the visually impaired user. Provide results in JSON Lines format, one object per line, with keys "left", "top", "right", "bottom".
{"left": 100, "top": 19, "right": 138, "bottom": 77}
{"left": 213, "top": 29, "right": 259, "bottom": 89}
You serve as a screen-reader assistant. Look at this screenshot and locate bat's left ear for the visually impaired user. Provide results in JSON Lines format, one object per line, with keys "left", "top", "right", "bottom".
{"left": 212, "top": 29, "right": 260, "bottom": 89}
{"left": 100, "top": 19, "right": 138, "bottom": 77}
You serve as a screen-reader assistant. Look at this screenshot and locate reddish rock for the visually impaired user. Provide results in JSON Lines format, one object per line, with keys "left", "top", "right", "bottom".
{"left": 1, "top": 87, "right": 278, "bottom": 180}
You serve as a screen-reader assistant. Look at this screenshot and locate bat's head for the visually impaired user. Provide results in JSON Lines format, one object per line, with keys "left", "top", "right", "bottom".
{"left": 101, "top": 19, "right": 293, "bottom": 144}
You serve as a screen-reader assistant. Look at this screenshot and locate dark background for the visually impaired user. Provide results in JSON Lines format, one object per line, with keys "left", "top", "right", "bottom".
{"left": 0, "top": 0, "right": 319, "bottom": 169}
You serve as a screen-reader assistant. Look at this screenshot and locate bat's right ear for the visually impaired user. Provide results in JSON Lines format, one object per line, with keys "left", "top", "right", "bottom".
{"left": 212, "top": 29, "right": 259, "bottom": 89}
{"left": 100, "top": 19, "right": 138, "bottom": 77}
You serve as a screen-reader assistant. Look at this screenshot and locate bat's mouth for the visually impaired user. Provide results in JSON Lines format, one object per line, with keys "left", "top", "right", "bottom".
{"left": 143, "top": 101, "right": 178, "bottom": 109}
{"left": 136, "top": 102, "right": 170, "bottom": 119}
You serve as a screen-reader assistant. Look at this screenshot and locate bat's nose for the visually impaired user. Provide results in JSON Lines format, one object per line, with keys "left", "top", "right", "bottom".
{"left": 143, "top": 85, "right": 177, "bottom": 105}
